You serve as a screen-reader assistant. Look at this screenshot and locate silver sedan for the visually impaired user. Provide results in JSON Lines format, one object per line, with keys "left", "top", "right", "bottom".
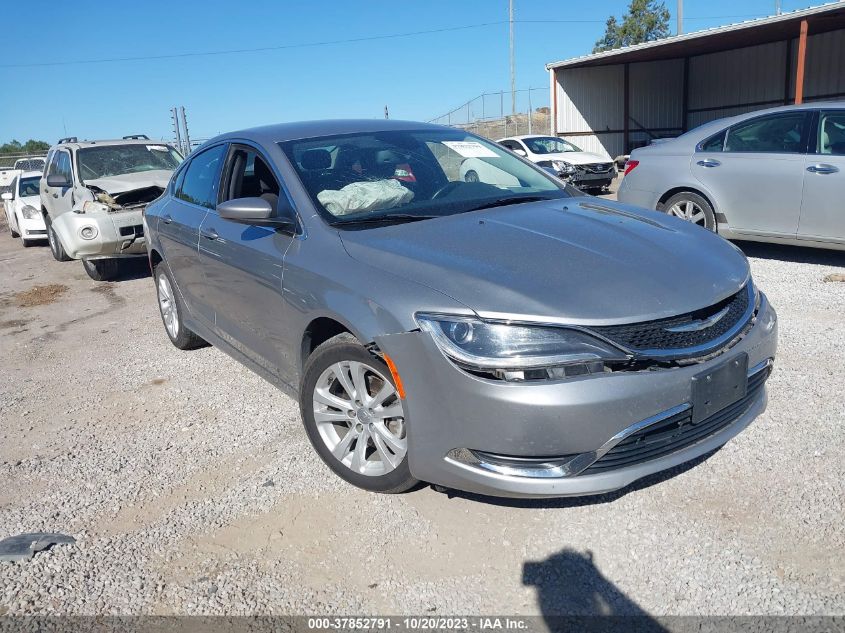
{"left": 145, "top": 120, "right": 777, "bottom": 498}
{"left": 619, "top": 102, "right": 845, "bottom": 251}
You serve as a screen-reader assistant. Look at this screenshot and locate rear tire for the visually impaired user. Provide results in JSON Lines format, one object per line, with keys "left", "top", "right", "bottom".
{"left": 662, "top": 192, "right": 717, "bottom": 232}
{"left": 154, "top": 264, "right": 207, "bottom": 350}
{"left": 83, "top": 258, "right": 120, "bottom": 281}
{"left": 45, "top": 215, "right": 72, "bottom": 261}
{"left": 300, "top": 333, "right": 417, "bottom": 494}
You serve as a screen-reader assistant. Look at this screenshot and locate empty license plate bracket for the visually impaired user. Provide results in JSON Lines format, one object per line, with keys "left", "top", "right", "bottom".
{"left": 691, "top": 353, "right": 748, "bottom": 423}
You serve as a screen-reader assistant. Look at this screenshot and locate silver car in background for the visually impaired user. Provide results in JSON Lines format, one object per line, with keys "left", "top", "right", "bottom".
{"left": 619, "top": 103, "right": 845, "bottom": 251}
{"left": 145, "top": 120, "right": 777, "bottom": 498}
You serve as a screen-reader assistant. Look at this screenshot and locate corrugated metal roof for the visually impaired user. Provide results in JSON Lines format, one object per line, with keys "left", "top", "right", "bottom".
{"left": 546, "top": 2, "right": 845, "bottom": 70}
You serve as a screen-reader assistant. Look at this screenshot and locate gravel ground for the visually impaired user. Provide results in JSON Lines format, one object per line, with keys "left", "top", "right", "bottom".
{"left": 0, "top": 208, "right": 843, "bottom": 617}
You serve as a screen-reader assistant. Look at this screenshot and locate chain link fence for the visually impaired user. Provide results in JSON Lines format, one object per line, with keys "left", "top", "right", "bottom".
{"left": 428, "top": 87, "right": 550, "bottom": 140}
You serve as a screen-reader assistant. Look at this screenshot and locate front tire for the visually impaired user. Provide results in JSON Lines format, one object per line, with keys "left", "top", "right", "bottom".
{"left": 154, "top": 264, "right": 207, "bottom": 350}
{"left": 300, "top": 333, "right": 417, "bottom": 494}
{"left": 45, "top": 215, "right": 72, "bottom": 261}
{"left": 464, "top": 170, "right": 480, "bottom": 183}
{"left": 10, "top": 216, "right": 19, "bottom": 238}
{"left": 83, "top": 258, "right": 120, "bottom": 281}
{"left": 662, "top": 192, "right": 717, "bottom": 232}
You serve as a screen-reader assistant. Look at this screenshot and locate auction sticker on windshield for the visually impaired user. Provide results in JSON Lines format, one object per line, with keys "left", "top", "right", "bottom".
{"left": 442, "top": 141, "right": 499, "bottom": 158}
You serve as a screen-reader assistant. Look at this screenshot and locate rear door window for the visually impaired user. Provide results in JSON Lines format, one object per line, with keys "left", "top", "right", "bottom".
{"left": 724, "top": 113, "right": 809, "bottom": 154}
{"left": 818, "top": 111, "right": 845, "bottom": 156}
{"left": 176, "top": 144, "right": 227, "bottom": 208}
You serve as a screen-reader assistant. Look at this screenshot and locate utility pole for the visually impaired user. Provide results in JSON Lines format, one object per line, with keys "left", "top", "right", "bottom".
{"left": 775, "top": 0, "right": 782, "bottom": 15}
{"left": 509, "top": 0, "right": 516, "bottom": 115}
{"left": 180, "top": 106, "right": 191, "bottom": 155}
{"left": 171, "top": 108, "right": 183, "bottom": 155}
{"left": 677, "top": 0, "right": 683, "bottom": 35}
{"left": 384, "top": 105, "right": 389, "bottom": 119}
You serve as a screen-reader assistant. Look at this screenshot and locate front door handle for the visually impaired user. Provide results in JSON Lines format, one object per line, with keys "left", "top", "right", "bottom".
{"left": 162, "top": 214, "right": 173, "bottom": 224}
{"left": 806, "top": 163, "right": 839, "bottom": 174}
{"left": 200, "top": 227, "right": 219, "bottom": 241}
{"left": 696, "top": 159, "right": 721, "bottom": 168}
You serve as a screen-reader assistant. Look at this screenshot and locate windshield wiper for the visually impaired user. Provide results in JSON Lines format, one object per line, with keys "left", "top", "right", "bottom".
{"left": 465, "top": 195, "right": 550, "bottom": 212}
{"left": 330, "top": 213, "right": 438, "bottom": 227}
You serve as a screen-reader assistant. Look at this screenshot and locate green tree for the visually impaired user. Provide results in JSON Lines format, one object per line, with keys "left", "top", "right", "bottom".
{"left": 0, "top": 139, "right": 50, "bottom": 155}
{"left": 593, "top": 0, "right": 671, "bottom": 53}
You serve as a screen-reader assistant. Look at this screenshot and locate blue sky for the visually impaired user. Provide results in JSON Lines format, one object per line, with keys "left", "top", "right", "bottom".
{"left": 0, "top": 0, "right": 822, "bottom": 143}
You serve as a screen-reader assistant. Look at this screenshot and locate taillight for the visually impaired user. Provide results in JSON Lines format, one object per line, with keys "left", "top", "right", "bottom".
{"left": 623, "top": 160, "right": 639, "bottom": 176}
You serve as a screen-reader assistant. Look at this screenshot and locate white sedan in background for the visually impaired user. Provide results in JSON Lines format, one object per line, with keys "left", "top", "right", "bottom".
{"left": 2, "top": 171, "right": 47, "bottom": 246}
{"left": 497, "top": 135, "right": 616, "bottom": 191}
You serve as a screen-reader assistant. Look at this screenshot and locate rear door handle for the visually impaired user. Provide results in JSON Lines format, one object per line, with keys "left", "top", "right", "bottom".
{"left": 696, "top": 159, "right": 721, "bottom": 168}
{"left": 200, "top": 227, "right": 219, "bottom": 241}
{"left": 806, "top": 163, "right": 839, "bottom": 174}
{"left": 162, "top": 214, "right": 173, "bottom": 224}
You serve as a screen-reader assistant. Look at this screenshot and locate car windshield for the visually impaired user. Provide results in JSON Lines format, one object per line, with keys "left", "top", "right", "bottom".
{"left": 523, "top": 137, "right": 581, "bottom": 154}
{"left": 19, "top": 176, "right": 40, "bottom": 197}
{"left": 77, "top": 144, "right": 183, "bottom": 181}
{"left": 279, "top": 129, "right": 569, "bottom": 226}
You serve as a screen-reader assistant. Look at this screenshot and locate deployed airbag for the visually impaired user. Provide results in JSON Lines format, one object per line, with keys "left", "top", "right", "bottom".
{"left": 317, "top": 179, "right": 414, "bottom": 216}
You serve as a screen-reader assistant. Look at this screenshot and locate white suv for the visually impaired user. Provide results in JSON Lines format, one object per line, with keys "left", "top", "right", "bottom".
{"left": 41, "top": 136, "right": 182, "bottom": 280}
{"left": 2, "top": 170, "right": 46, "bottom": 246}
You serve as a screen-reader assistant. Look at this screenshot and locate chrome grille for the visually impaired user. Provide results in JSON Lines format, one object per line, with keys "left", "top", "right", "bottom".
{"left": 591, "top": 284, "right": 753, "bottom": 358}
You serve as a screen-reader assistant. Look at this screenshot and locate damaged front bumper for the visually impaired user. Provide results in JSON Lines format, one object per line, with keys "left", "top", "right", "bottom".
{"left": 374, "top": 295, "right": 778, "bottom": 498}
{"left": 52, "top": 208, "right": 147, "bottom": 259}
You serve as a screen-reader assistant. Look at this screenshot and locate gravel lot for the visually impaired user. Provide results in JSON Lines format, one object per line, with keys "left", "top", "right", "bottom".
{"left": 0, "top": 206, "right": 843, "bottom": 617}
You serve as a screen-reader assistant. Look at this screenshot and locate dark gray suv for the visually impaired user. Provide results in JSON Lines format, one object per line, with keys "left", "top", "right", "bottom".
{"left": 144, "top": 120, "right": 777, "bottom": 498}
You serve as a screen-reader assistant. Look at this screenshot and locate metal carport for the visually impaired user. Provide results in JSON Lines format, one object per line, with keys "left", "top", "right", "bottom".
{"left": 546, "top": 2, "right": 845, "bottom": 159}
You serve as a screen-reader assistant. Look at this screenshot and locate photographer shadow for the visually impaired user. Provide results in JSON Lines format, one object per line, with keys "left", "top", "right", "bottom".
{"left": 523, "top": 548, "right": 669, "bottom": 632}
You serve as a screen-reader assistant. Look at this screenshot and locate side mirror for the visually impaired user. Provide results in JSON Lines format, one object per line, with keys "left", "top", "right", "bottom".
{"left": 1, "top": 192, "right": 12, "bottom": 201}
{"left": 46, "top": 175, "right": 71, "bottom": 188}
{"left": 217, "top": 197, "right": 296, "bottom": 230}
{"left": 513, "top": 148, "right": 527, "bottom": 157}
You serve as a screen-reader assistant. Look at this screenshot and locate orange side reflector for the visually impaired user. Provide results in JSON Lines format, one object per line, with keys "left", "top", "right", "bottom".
{"left": 383, "top": 354, "right": 406, "bottom": 400}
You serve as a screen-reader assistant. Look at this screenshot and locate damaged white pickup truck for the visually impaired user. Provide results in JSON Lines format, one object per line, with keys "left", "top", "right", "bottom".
{"left": 41, "top": 136, "right": 182, "bottom": 280}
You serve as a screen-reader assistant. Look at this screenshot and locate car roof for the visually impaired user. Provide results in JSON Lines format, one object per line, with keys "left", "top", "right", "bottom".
{"left": 52, "top": 138, "right": 171, "bottom": 150}
{"left": 203, "top": 119, "right": 447, "bottom": 147}
{"left": 497, "top": 134, "right": 557, "bottom": 141}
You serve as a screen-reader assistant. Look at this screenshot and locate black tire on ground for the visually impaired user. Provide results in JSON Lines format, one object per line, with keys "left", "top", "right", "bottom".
{"left": 83, "top": 258, "right": 120, "bottom": 281}
{"left": 22, "top": 239, "right": 36, "bottom": 248}
{"left": 300, "top": 333, "right": 418, "bottom": 494}
{"left": 45, "top": 215, "right": 72, "bottom": 261}
{"left": 661, "top": 191, "right": 717, "bottom": 232}
{"left": 10, "top": 217, "right": 19, "bottom": 238}
{"left": 464, "top": 170, "right": 480, "bottom": 183}
{"left": 153, "top": 263, "right": 207, "bottom": 350}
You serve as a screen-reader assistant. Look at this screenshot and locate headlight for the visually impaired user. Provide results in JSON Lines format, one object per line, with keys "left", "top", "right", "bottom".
{"left": 21, "top": 205, "right": 39, "bottom": 219}
{"left": 82, "top": 200, "right": 110, "bottom": 214}
{"left": 551, "top": 160, "right": 576, "bottom": 174}
{"left": 416, "top": 313, "right": 630, "bottom": 381}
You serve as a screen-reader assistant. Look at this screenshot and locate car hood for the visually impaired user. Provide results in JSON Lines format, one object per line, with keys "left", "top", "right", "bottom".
{"left": 83, "top": 170, "right": 173, "bottom": 194}
{"left": 19, "top": 194, "right": 39, "bottom": 206}
{"left": 540, "top": 151, "right": 612, "bottom": 166}
{"left": 339, "top": 199, "right": 749, "bottom": 325}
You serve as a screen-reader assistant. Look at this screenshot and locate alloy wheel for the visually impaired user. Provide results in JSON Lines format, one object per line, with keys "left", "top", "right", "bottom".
{"left": 157, "top": 273, "right": 179, "bottom": 339}
{"left": 312, "top": 360, "right": 406, "bottom": 477}
{"left": 668, "top": 199, "right": 708, "bottom": 226}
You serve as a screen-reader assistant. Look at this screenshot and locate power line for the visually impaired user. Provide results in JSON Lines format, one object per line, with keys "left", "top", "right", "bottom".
{"left": 1, "top": 22, "right": 508, "bottom": 69}
{"left": 1, "top": 14, "right": 774, "bottom": 69}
